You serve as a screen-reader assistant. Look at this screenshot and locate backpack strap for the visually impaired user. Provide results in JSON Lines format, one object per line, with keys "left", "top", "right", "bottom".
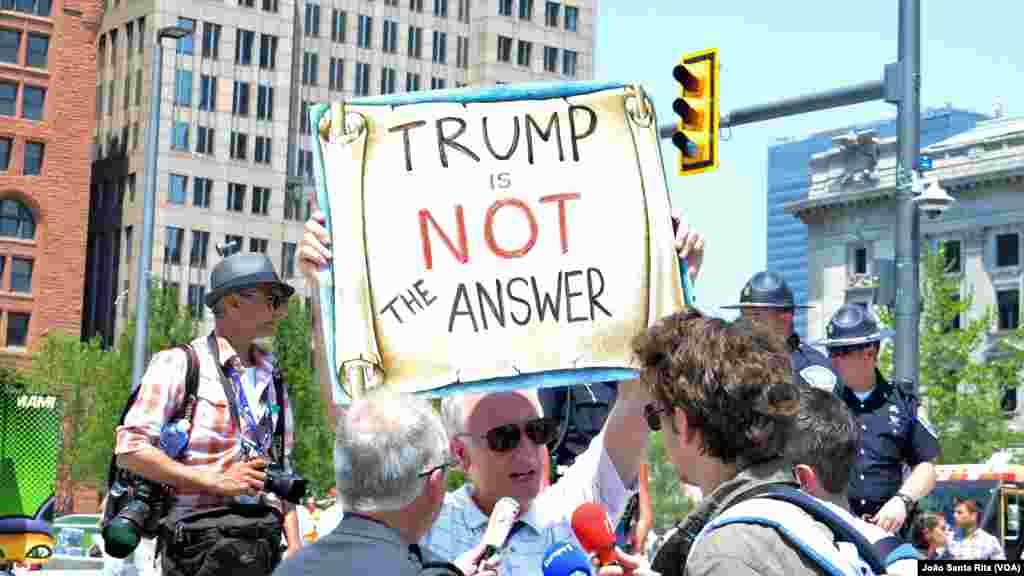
{"left": 884, "top": 542, "right": 923, "bottom": 564}
{"left": 271, "top": 368, "right": 287, "bottom": 465}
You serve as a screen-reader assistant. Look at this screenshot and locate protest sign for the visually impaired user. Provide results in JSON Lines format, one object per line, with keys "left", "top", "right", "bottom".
{"left": 310, "top": 82, "right": 686, "bottom": 404}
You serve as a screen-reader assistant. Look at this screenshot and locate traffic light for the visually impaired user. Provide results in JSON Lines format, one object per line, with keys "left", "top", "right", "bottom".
{"left": 672, "top": 48, "right": 719, "bottom": 176}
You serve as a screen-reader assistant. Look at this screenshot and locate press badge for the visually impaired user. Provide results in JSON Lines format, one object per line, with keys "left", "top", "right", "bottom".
{"left": 159, "top": 419, "right": 192, "bottom": 458}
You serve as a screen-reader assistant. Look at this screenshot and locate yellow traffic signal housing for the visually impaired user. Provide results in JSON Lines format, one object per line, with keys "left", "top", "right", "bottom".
{"left": 673, "top": 48, "right": 719, "bottom": 176}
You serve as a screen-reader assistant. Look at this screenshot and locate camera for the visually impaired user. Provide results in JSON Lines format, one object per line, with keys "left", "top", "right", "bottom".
{"left": 102, "top": 476, "right": 171, "bottom": 559}
{"left": 914, "top": 178, "right": 954, "bottom": 220}
{"left": 263, "top": 465, "right": 308, "bottom": 505}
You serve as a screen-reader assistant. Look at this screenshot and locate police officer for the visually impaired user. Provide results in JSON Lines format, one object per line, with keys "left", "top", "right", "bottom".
{"left": 817, "top": 304, "right": 940, "bottom": 535}
{"left": 722, "top": 271, "right": 839, "bottom": 390}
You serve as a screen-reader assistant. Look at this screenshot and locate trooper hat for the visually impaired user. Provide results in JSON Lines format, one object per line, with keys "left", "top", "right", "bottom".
{"left": 205, "top": 252, "right": 295, "bottom": 308}
{"left": 815, "top": 303, "right": 894, "bottom": 349}
{"left": 721, "top": 271, "right": 811, "bottom": 310}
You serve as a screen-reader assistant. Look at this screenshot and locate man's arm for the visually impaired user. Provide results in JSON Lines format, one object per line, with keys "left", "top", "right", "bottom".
{"left": 899, "top": 461, "right": 936, "bottom": 502}
{"left": 283, "top": 504, "right": 301, "bottom": 557}
{"left": 117, "top": 448, "right": 221, "bottom": 493}
{"left": 630, "top": 462, "right": 653, "bottom": 553}
{"left": 309, "top": 288, "right": 339, "bottom": 427}
{"left": 601, "top": 381, "right": 651, "bottom": 490}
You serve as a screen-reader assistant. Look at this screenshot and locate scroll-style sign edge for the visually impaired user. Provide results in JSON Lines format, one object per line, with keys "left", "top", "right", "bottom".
{"left": 309, "top": 80, "right": 695, "bottom": 405}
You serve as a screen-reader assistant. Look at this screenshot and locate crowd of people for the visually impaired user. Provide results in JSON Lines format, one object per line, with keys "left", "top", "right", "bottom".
{"left": 101, "top": 208, "right": 1009, "bottom": 576}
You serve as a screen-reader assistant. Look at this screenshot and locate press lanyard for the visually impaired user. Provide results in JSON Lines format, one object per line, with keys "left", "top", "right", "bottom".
{"left": 209, "top": 332, "right": 273, "bottom": 458}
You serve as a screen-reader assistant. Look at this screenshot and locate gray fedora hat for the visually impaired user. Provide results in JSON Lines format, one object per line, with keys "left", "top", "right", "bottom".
{"left": 205, "top": 253, "right": 295, "bottom": 308}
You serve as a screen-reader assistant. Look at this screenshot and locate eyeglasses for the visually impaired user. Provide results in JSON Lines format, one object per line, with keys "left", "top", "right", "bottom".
{"left": 240, "top": 290, "right": 289, "bottom": 310}
{"left": 418, "top": 457, "right": 458, "bottom": 478}
{"left": 644, "top": 403, "right": 670, "bottom": 432}
{"left": 458, "top": 418, "right": 560, "bottom": 453}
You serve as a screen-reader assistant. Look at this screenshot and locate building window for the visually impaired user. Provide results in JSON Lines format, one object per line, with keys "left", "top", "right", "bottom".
{"left": 254, "top": 136, "right": 272, "bottom": 165}
{"left": 188, "top": 284, "right": 206, "bottom": 318}
{"left": 235, "top": 29, "right": 254, "bottom": 65}
{"left": 26, "top": 34, "right": 48, "bottom": 69}
{"left": 257, "top": 84, "right": 274, "bottom": 120}
{"left": 172, "top": 121, "right": 189, "bottom": 150}
{"left": 564, "top": 5, "right": 577, "bottom": 31}
{"left": 432, "top": 31, "right": 447, "bottom": 64}
{"left": 457, "top": 0, "right": 470, "bottom": 22}
{"left": 190, "top": 230, "right": 210, "bottom": 267}
{"left": 305, "top": 3, "right": 321, "bottom": 37}
{"left": 22, "top": 86, "right": 45, "bottom": 120}
{"left": 284, "top": 189, "right": 303, "bottom": 221}
{"left": 232, "top": 80, "right": 250, "bottom": 115}
{"left": 128, "top": 173, "right": 136, "bottom": 202}
{"left": 10, "top": 257, "right": 32, "bottom": 293}
{"left": 518, "top": 0, "right": 532, "bottom": 20}
{"left": 497, "top": 36, "right": 512, "bottom": 62}
{"left": 409, "top": 0, "right": 422, "bottom": 12}
{"left": 175, "top": 70, "right": 192, "bottom": 106}
{"left": 354, "top": 62, "right": 370, "bottom": 96}
{"left": 302, "top": 52, "right": 319, "bottom": 85}
{"left": 0, "top": 137, "right": 11, "bottom": 171}
{"left": 135, "top": 69, "right": 142, "bottom": 105}
{"left": 230, "top": 132, "right": 248, "bottom": 160}
{"left": 249, "top": 237, "right": 268, "bottom": 253}
{"left": 169, "top": 173, "right": 188, "bottom": 204}
{"left": 947, "top": 293, "right": 961, "bottom": 332}
{"left": 262, "top": 0, "right": 278, "bottom": 12}
{"left": 197, "top": 126, "right": 215, "bottom": 155}
{"left": 516, "top": 40, "right": 531, "bottom": 67}
{"left": 0, "top": 199, "right": 35, "bottom": 240}
{"left": 379, "top": 67, "right": 396, "bottom": 94}
{"left": 0, "top": 81, "right": 14, "bottom": 116}
{"left": 259, "top": 34, "right": 278, "bottom": 69}
{"left": 177, "top": 18, "right": 196, "bottom": 54}
{"left": 165, "top": 226, "right": 184, "bottom": 265}
{"left": 132, "top": 120, "right": 141, "bottom": 149}
{"left": 382, "top": 20, "right": 398, "bottom": 53}
{"left": 280, "top": 242, "right": 296, "bottom": 278}
{"left": 543, "top": 46, "right": 558, "bottom": 73}
{"left": 199, "top": 75, "right": 217, "bottom": 110}
{"left": 498, "top": 0, "right": 512, "bottom": 16}
{"left": 545, "top": 1, "right": 559, "bottom": 26}
{"left": 300, "top": 100, "right": 311, "bottom": 134}
{"left": 6, "top": 312, "right": 30, "bottom": 348}
{"left": 202, "top": 22, "right": 221, "bottom": 59}
{"left": 996, "top": 233, "right": 1019, "bottom": 267}
{"left": 224, "top": 234, "right": 243, "bottom": 254}
{"left": 942, "top": 239, "right": 961, "bottom": 273}
{"left": 193, "top": 177, "right": 211, "bottom": 208}
{"left": 23, "top": 142, "right": 43, "bottom": 176}
{"left": 329, "top": 58, "right": 344, "bottom": 91}
{"left": 852, "top": 246, "right": 867, "bottom": 275}
{"left": 125, "top": 226, "right": 133, "bottom": 260}
{"left": 431, "top": 77, "right": 446, "bottom": 90}
{"left": 227, "top": 183, "right": 246, "bottom": 212}
{"left": 433, "top": 0, "right": 447, "bottom": 17}
{"left": 357, "top": 15, "right": 372, "bottom": 48}
{"left": 408, "top": 26, "right": 422, "bottom": 58}
{"left": 297, "top": 148, "right": 313, "bottom": 183}
{"left": 998, "top": 289, "right": 1020, "bottom": 331}
{"left": 558, "top": 50, "right": 576, "bottom": 78}
{"left": 137, "top": 17, "right": 145, "bottom": 53}
{"left": 331, "top": 9, "right": 346, "bottom": 43}
{"left": 406, "top": 72, "right": 420, "bottom": 92}
{"left": 252, "top": 186, "right": 270, "bottom": 215}
{"left": 456, "top": 36, "right": 469, "bottom": 69}
{"left": 123, "top": 72, "right": 131, "bottom": 110}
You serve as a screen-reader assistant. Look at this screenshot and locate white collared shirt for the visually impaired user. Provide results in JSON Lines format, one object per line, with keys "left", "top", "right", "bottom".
{"left": 420, "top": 430, "right": 635, "bottom": 575}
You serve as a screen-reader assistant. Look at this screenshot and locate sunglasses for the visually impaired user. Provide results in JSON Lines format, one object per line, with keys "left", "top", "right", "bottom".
{"left": 418, "top": 457, "right": 458, "bottom": 478}
{"left": 644, "top": 403, "right": 670, "bottom": 432}
{"left": 240, "top": 290, "right": 289, "bottom": 310}
{"left": 828, "top": 345, "right": 868, "bottom": 358}
{"left": 459, "top": 418, "right": 560, "bottom": 453}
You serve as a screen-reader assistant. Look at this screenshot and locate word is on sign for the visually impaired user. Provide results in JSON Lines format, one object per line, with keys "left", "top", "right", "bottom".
{"left": 313, "top": 82, "right": 686, "bottom": 399}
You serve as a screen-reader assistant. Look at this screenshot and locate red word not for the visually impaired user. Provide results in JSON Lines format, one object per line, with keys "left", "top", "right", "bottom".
{"left": 418, "top": 193, "right": 581, "bottom": 270}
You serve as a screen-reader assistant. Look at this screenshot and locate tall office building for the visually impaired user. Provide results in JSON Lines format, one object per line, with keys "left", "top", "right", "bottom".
{"left": 0, "top": 0, "right": 102, "bottom": 366}
{"left": 82, "top": 0, "right": 597, "bottom": 343}
{"left": 765, "top": 106, "right": 986, "bottom": 338}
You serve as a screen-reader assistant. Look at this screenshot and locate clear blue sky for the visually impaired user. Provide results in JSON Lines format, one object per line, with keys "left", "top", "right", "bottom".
{"left": 594, "top": 0, "right": 1023, "bottom": 317}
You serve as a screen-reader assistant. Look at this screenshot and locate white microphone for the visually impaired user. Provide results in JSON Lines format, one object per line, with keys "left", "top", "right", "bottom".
{"left": 478, "top": 497, "right": 520, "bottom": 564}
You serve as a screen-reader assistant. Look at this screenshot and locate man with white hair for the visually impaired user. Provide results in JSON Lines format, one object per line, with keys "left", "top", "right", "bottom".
{"left": 273, "top": 394, "right": 497, "bottom": 576}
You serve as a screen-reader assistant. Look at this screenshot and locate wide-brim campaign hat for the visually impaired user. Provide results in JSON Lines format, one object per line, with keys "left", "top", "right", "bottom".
{"left": 721, "top": 270, "right": 812, "bottom": 310}
{"left": 205, "top": 253, "right": 295, "bottom": 308}
{"left": 815, "top": 303, "right": 894, "bottom": 349}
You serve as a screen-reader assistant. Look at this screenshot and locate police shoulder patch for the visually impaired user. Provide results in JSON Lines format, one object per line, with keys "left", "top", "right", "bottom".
{"left": 916, "top": 408, "right": 939, "bottom": 439}
{"left": 800, "top": 365, "right": 838, "bottom": 391}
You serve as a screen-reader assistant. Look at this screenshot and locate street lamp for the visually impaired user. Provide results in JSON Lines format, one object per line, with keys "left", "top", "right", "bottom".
{"left": 131, "top": 25, "right": 194, "bottom": 391}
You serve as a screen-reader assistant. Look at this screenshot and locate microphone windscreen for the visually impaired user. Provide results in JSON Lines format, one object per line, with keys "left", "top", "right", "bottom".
{"left": 542, "top": 541, "right": 593, "bottom": 576}
{"left": 570, "top": 502, "right": 616, "bottom": 555}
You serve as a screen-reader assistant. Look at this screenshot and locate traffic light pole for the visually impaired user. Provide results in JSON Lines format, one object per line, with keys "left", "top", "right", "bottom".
{"left": 659, "top": 0, "right": 922, "bottom": 391}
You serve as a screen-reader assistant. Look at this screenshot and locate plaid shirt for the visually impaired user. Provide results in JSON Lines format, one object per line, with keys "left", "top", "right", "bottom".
{"left": 115, "top": 334, "right": 295, "bottom": 515}
{"left": 949, "top": 528, "right": 1005, "bottom": 560}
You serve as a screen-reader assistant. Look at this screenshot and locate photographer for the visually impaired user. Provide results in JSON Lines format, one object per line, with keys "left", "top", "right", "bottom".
{"left": 113, "top": 252, "right": 302, "bottom": 576}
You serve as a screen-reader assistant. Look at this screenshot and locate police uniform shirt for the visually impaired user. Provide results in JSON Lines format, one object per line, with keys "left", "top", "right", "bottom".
{"left": 837, "top": 370, "right": 940, "bottom": 519}
{"left": 788, "top": 334, "right": 840, "bottom": 392}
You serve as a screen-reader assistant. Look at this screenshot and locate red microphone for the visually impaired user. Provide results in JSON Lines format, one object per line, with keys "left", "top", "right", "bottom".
{"left": 570, "top": 502, "right": 617, "bottom": 566}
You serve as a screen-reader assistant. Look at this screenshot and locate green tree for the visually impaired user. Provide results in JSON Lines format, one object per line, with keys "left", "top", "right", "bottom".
{"left": 273, "top": 298, "right": 335, "bottom": 497}
{"left": 646, "top": 431, "right": 694, "bottom": 533}
{"left": 877, "top": 246, "right": 1024, "bottom": 464}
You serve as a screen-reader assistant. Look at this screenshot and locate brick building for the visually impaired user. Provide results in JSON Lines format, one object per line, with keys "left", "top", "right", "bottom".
{"left": 0, "top": 0, "right": 102, "bottom": 367}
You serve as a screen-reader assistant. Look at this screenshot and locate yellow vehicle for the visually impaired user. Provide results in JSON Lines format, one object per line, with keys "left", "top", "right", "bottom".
{"left": 917, "top": 463, "right": 1023, "bottom": 560}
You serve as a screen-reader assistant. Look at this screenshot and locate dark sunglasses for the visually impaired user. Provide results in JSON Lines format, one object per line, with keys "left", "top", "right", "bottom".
{"left": 240, "top": 290, "right": 289, "bottom": 310}
{"left": 644, "top": 403, "right": 670, "bottom": 432}
{"left": 418, "top": 457, "right": 458, "bottom": 478}
{"left": 828, "top": 345, "right": 868, "bottom": 358}
{"left": 460, "top": 418, "right": 560, "bottom": 453}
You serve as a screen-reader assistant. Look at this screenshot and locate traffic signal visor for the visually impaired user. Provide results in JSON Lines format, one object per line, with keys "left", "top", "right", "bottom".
{"left": 673, "top": 49, "right": 719, "bottom": 176}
